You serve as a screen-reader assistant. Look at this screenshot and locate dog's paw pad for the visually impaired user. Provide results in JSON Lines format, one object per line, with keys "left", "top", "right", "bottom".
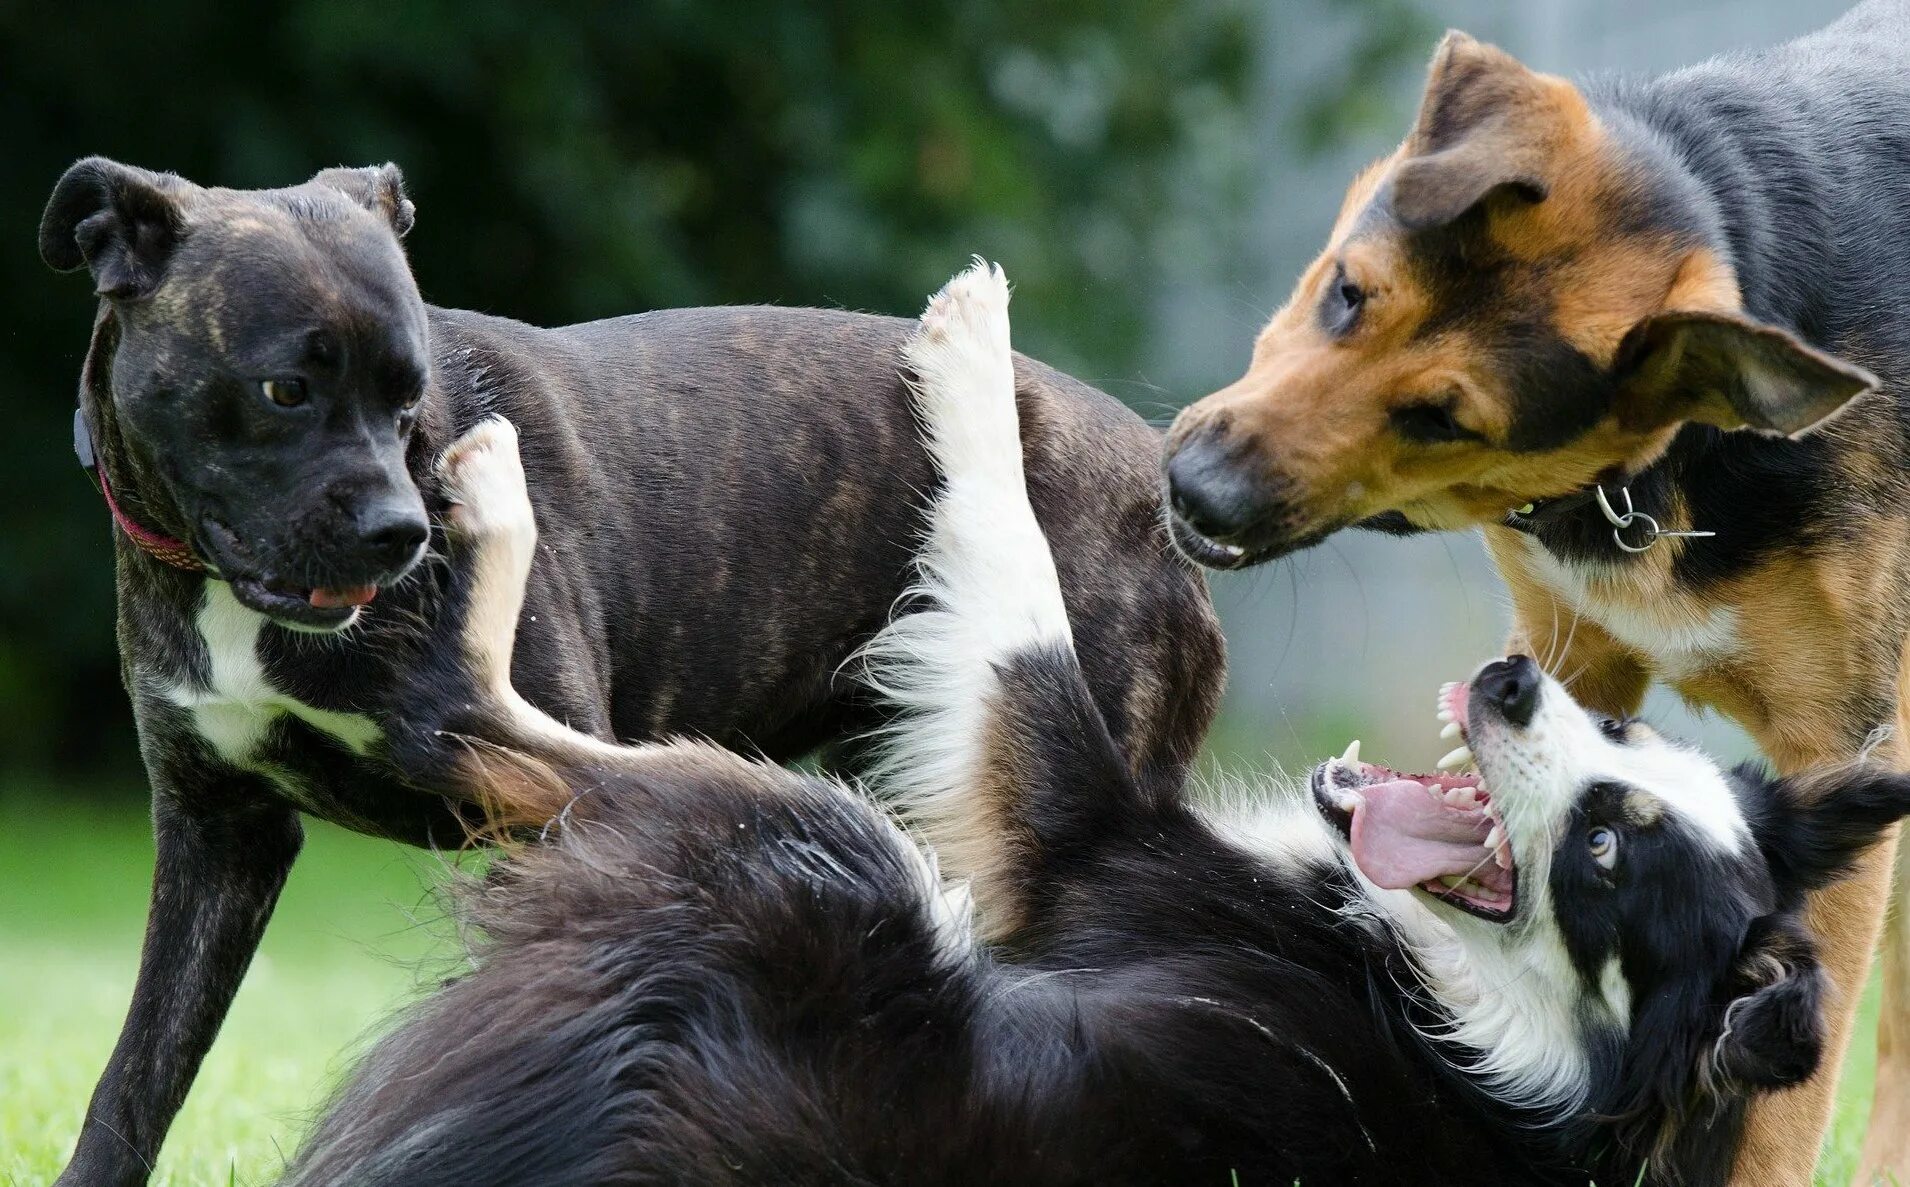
{"left": 436, "top": 416, "right": 533, "bottom": 543}
{"left": 916, "top": 257, "right": 1010, "bottom": 350}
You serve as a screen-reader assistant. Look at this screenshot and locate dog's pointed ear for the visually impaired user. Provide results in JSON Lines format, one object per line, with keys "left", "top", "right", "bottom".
{"left": 1742, "top": 761, "right": 1910, "bottom": 899}
{"left": 1389, "top": 32, "right": 1566, "bottom": 230}
{"left": 1613, "top": 309, "right": 1876, "bottom": 437}
{"left": 40, "top": 157, "right": 190, "bottom": 299}
{"left": 311, "top": 163, "right": 416, "bottom": 238}
{"left": 1706, "top": 913, "right": 1825, "bottom": 1091}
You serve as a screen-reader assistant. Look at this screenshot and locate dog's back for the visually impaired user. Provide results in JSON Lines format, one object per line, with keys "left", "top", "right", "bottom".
{"left": 422, "top": 302, "right": 1218, "bottom": 775}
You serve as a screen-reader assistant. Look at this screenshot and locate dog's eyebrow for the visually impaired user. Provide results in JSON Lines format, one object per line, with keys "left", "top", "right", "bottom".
{"left": 1621, "top": 791, "right": 1664, "bottom": 827}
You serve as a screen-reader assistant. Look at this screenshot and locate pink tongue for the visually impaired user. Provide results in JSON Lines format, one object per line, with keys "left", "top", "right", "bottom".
{"left": 310, "top": 584, "right": 379, "bottom": 609}
{"left": 1350, "top": 779, "right": 1495, "bottom": 891}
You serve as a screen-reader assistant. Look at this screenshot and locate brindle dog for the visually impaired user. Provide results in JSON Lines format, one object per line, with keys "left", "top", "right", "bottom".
{"left": 1162, "top": 4, "right": 1910, "bottom": 1184}
{"left": 37, "top": 159, "right": 1222, "bottom": 1186}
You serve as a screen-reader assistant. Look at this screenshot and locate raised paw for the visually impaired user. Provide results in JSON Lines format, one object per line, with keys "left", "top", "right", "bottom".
{"left": 903, "top": 259, "right": 1022, "bottom": 485}
{"left": 435, "top": 416, "right": 536, "bottom": 550}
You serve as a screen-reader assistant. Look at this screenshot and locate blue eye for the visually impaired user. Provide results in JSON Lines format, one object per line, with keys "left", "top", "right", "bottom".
{"left": 1588, "top": 826, "right": 1619, "bottom": 869}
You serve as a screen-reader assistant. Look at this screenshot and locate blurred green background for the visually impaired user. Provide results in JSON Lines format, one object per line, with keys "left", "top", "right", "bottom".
{"left": 0, "top": 0, "right": 1879, "bottom": 1182}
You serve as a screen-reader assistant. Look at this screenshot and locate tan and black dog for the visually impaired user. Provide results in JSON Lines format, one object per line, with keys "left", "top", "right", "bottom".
{"left": 1163, "top": 3, "right": 1910, "bottom": 1184}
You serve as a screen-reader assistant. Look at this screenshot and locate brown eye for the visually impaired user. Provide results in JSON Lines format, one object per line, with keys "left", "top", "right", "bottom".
{"left": 260, "top": 378, "right": 307, "bottom": 408}
{"left": 1320, "top": 265, "right": 1365, "bottom": 336}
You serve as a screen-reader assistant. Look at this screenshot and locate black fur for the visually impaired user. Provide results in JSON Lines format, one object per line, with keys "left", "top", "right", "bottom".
{"left": 1514, "top": 0, "right": 1910, "bottom": 582}
{"left": 38, "top": 162, "right": 1223, "bottom": 1187}
{"left": 288, "top": 554, "right": 1910, "bottom": 1186}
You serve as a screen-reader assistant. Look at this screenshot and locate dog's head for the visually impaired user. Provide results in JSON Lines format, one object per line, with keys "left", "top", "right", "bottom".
{"left": 1311, "top": 656, "right": 1907, "bottom": 1169}
{"left": 41, "top": 157, "right": 431, "bottom": 631}
{"left": 1163, "top": 32, "right": 1876, "bottom": 567}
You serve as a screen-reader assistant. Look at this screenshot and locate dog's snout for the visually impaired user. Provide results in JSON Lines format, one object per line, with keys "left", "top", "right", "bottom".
{"left": 1476, "top": 656, "right": 1541, "bottom": 728}
{"left": 1166, "top": 428, "right": 1277, "bottom": 544}
{"left": 355, "top": 499, "right": 429, "bottom": 572}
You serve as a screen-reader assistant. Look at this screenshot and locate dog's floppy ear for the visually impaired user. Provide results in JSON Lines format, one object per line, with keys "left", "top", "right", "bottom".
{"left": 39, "top": 157, "right": 190, "bottom": 299}
{"left": 311, "top": 163, "right": 416, "bottom": 238}
{"left": 1613, "top": 309, "right": 1876, "bottom": 437}
{"left": 1389, "top": 32, "right": 1564, "bottom": 230}
{"left": 1706, "top": 913, "right": 1826, "bottom": 1090}
{"left": 1742, "top": 761, "right": 1910, "bottom": 899}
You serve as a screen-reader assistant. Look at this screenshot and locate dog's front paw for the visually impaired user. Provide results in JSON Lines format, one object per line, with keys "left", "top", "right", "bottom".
{"left": 435, "top": 417, "right": 536, "bottom": 550}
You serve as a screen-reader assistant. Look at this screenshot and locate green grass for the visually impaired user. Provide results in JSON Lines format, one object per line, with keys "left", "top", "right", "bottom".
{"left": 0, "top": 791, "right": 470, "bottom": 1186}
{"left": 0, "top": 787, "right": 1884, "bottom": 1185}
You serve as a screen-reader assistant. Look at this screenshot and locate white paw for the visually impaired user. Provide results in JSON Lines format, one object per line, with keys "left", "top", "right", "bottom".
{"left": 903, "top": 259, "right": 1020, "bottom": 484}
{"left": 435, "top": 416, "right": 535, "bottom": 550}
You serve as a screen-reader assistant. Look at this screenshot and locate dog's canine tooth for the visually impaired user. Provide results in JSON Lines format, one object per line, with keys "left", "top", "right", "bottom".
{"left": 1485, "top": 823, "right": 1505, "bottom": 851}
{"left": 1340, "top": 738, "right": 1361, "bottom": 765}
{"left": 1436, "top": 746, "right": 1472, "bottom": 772}
{"left": 1440, "top": 720, "right": 1462, "bottom": 740}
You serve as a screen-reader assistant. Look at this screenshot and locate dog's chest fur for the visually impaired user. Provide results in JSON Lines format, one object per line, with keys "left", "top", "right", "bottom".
{"left": 1499, "top": 533, "right": 1740, "bottom": 679}
{"left": 158, "top": 583, "right": 382, "bottom": 782}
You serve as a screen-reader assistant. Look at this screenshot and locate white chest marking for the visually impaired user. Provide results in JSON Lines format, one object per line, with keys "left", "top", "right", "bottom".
{"left": 163, "top": 583, "right": 382, "bottom": 766}
{"left": 1515, "top": 538, "right": 1739, "bottom": 679}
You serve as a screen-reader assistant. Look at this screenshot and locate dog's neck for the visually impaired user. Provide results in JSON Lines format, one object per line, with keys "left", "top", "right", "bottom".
{"left": 79, "top": 305, "right": 205, "bottom": 567}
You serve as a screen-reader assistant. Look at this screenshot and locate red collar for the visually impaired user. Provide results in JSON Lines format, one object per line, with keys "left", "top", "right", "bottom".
{"left": 77, "top": 410, "right": 206, "bottom": 573}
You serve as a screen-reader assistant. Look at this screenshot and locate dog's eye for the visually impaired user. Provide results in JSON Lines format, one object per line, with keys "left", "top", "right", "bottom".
{"left": 260, "top": 378, "right": 307, "bottom": 408}
{"left": 1390, "top": 400, "right": 1478, "bottom": 445}
{"left": 1321, "top": 266, "right": 1365, "bottom": 336}
{"left": 1588, "top": 826, "right": 1619, "bottom": 869}
{"left": 399, "top": 388, "right": 424, "bottom": 413}
{"left": 1597, "top": 717, "right": 1628, "bottom": 742}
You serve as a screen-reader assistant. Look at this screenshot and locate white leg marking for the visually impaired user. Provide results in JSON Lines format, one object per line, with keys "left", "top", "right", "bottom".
{"left": 435, "top": 417, "right": 627, "bottom": 762}
{"left": 862, "top": 260, "right": 1071, "bottom": 933}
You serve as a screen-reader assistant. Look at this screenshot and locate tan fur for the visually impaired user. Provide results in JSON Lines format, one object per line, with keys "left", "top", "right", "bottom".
{"left": 1171, "top": 28, "right": 1908, "bottom": 1179}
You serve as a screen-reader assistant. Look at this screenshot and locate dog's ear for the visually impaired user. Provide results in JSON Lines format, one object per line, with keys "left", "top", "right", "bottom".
{"left": 311, "top": 163, "right": 416, "bottom": 238}
{"left": 1613, "top": 309, "right": 1876, "bottom": 437}
{"left": 1706, "top": 913, "right": 1826, "bottom": 1091}
{"left": 40, "top": 157, "right": 190, "bottom": 299}
{"left": 1740, "top": 761, "right": 1910, "bottom": 899}
{"left": 1389, "top": 32, "right": 1566, "bottom": 230}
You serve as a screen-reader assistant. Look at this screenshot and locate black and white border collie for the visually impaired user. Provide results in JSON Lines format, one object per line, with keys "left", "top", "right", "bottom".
{"left": 287, "top": 264, "right": 1910, "bottom": 1187}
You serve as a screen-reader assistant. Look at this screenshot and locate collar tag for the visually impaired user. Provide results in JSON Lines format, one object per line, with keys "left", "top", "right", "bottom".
{"left": 74, "top": 407, "right": 96, "bottom": 471}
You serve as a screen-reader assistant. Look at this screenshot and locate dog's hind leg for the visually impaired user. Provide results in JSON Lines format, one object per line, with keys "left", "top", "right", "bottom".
{"left": 862, "top": 261, "right": 1146, "bottom": 940}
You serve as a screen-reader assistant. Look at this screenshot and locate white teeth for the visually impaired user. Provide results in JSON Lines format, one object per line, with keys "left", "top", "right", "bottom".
{"left": 1439, "top": 876, "right": 1465, "bottom": 890}
{"left": 1485, "top": 823, "right": 1505, "bottom": 851}
{"left": 1330, "top": 788, "right": 1365, "bottom": 812}
{"left": 1436, "top": 745, "right": 1473, "bottom": 771}
{"left": 1440, "top": 720, "right": 1462, "bottom": 740}
{"left": 1494, "top": 844, "right": 1513, "bottom": 871}
{"left": 1340, "top": 739, "right": 1361, "bottom": 765}
{"left": 1442, "top": 786, "right": 1467, "bottom": 806}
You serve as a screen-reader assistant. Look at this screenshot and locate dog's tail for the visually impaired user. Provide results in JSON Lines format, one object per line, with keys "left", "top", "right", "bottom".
{"left": 860, "top": 259, "right": 1146, "bottom": 940}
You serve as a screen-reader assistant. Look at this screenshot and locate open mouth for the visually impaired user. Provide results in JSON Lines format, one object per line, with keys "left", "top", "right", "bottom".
{"left": 228, "top": 575, "right": 379, "bottom": 630}
{"left": 200, "top": 519, "right": 383, "bottom": 632}
{"left": 1311, "top": 681, "right": 1517, "bottom": 922}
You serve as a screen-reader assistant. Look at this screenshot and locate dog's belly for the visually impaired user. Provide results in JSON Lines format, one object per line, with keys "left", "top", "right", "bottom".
{"left": 159, "top": 583, "right": 383, "bottom": 808}
{"left": 1513, "top": 538, "right": 1739, "bottom": 679}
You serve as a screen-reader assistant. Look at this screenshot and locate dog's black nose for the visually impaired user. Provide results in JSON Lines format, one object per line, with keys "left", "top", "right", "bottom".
{"left": 355, "top": 502, "right": 429, "bottom": 572}
{"left": 1476, "top": 655, "right": 1541, "bottom": 728}
{"left": 1166, "top": 433, "right": 1272, "bottom": 544}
